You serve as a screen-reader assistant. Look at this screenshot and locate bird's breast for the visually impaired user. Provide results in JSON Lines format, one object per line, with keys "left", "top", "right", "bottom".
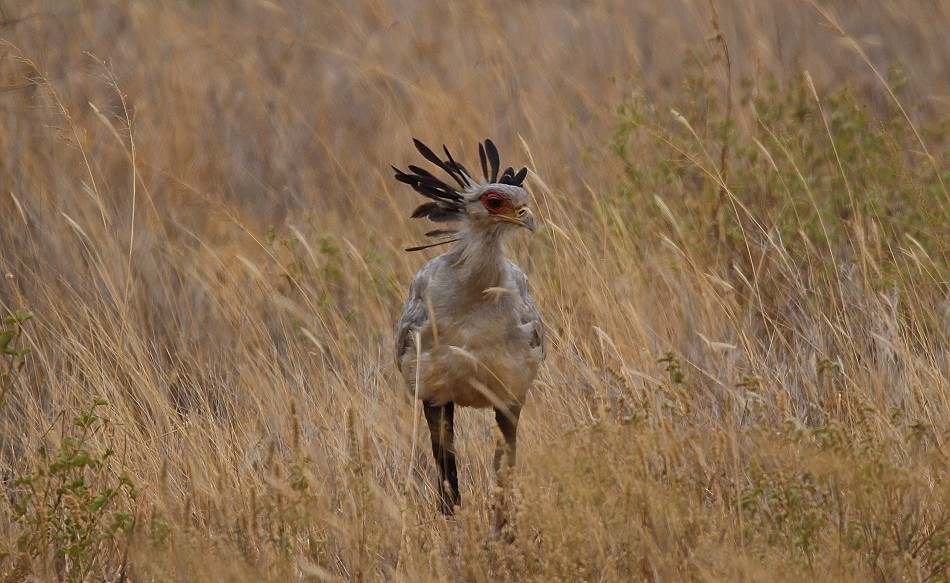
{"left": 401, "top": 301, "right": 539, "bottom": 408}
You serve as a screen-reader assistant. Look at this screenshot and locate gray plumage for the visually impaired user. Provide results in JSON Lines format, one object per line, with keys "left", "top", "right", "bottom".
{"left": 395, "top": 247, "right": 545, "bottom": 408}
{"left": 393, "top": 139, "right": 544, "bottom": 515}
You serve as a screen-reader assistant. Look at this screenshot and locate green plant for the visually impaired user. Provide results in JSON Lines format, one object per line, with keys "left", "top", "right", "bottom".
{"left": 609, "top": 68, "right": 950, "bottom": 270}
{"left": 8, "top": 398, "right": 138, "bottom": 582}
{"left": 0, "top": 310, "right": 33, "bottom": 405}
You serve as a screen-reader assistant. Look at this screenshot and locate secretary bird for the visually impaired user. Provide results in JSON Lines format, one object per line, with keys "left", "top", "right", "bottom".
{"left": 393, "top": 138, "right": 545, "bottom": 515}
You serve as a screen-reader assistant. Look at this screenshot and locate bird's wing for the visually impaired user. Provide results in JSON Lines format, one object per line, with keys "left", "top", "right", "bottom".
{"left": 394, "top": 259, "right": 436, "bottom": 371}
{"left": 508, "top": 260, "right": 546, "bottom": 360}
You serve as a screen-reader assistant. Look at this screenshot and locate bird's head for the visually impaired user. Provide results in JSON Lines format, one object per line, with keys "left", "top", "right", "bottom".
{"left": 393, "top": 138, "right": 536, "bottom": 251}
{"left": 467, "top": 183, "right": 536, "bottom": 234}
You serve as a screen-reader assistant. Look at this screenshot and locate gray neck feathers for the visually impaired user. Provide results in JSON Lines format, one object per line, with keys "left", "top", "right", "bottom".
{"left": 445, "top": 225, "right": 509, "bottom": 300}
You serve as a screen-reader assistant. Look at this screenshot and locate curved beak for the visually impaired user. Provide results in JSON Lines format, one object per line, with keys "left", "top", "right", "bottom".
{"left": 514, "top": 208, "right": 536, "bottom": 233}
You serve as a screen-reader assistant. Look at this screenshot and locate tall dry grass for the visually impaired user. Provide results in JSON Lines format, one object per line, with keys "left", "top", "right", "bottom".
{"left": 1, "top": 1, "right": 948, "bottom": 581}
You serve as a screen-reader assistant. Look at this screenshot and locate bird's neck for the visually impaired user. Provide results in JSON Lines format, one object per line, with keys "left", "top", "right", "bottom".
{"left": 447, "top": 228, "right": 508, "bottom": 295}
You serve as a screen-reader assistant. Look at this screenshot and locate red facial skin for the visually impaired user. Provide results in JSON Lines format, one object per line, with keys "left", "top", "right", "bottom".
{"left": 480, "top": 192, "right": 513, "bottom": 215}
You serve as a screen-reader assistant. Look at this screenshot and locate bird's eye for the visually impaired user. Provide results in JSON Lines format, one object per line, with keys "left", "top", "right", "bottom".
{"left": 485, "top": 195, "right": 504, "bottom": 210}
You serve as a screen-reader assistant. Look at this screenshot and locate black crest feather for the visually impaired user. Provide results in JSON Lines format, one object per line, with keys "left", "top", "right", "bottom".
{"left": 512, "top": 167, "right": 528, "bottom": 185}
{"left": 404, "top": 238, "right": 462, "bottom": 252}
{"left": 484, "top": 139, "right": 500, "bottom": 182}
{"left": 478, "top": 143, "right": 489, "bottom": 182}
{"left": 425, "top": 228, "right": 458, "bottom": 238}
{"left": 411, "top": 139, "right": 467, "bottom": 189}
{"left": 393, "top": 137, "right": 530, "bottom": 250}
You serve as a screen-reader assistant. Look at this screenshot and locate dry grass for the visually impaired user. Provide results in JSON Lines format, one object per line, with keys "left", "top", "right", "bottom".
{"left": 1, "top": 1, "right": 949, "bottom": 581}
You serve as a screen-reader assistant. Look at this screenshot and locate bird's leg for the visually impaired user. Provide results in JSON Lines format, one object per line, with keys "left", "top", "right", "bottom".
{"left": 423, "top": 401, "right": 460, "bottom": 514}
{"left": 492, "top": 404, "right": 521, "bottom": 539}
{"left": 493, "top": 405, "right": 521, "bottom": 474}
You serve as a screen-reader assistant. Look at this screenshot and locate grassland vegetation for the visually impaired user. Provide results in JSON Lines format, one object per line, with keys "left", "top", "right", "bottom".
{"left": 0, "top": 1, "right": 948, "bottom": 581}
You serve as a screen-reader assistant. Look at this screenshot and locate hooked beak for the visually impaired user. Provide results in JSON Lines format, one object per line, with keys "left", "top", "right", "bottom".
{"left": 513, "top": 208, "right": 536, "bottom": 233}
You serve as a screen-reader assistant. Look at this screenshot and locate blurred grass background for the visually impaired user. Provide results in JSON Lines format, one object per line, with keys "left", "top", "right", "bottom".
{"left": 0, "top": 1, "right": 948, "bottom": 581}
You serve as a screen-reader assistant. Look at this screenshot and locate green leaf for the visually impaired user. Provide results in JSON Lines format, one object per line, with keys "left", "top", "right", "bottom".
{"left": 70, "top": 451, "right": 90, "bottom": 467}
{"left": 90, "top": 494, "right": 108, "bottom": 512}
{"left": 120, "top": 476, "right": 139, "bottom": 499}
{"left": 3, "top": 311, "right": 33, "bottom": 325}
{"left": 110, "top": 511, "right": 132, "bottom": 533}
{"left": 93, "top": 397, "right": 109, "bottom": 407}
{"left": 13, "top": 475, "right": 35, "bottom": 486}
{"left": 0, "top": 330, "right": 14, "bottom": 350}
